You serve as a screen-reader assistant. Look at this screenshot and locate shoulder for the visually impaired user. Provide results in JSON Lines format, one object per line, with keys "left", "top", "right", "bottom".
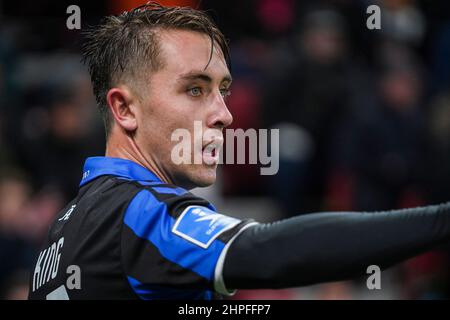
{"left": 122, "top": 179, "right": 213, "bottom": 217}
{"left": 120, "top": 179, "right": 219, "bottom": 237}
{"left": 121, "top": 179, "right": 250, "bottom": 249}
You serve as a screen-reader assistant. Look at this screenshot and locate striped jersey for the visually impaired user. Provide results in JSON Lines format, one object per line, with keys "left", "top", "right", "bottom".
{"left": 28, "top": 156, "right": 255, "bottom": 300}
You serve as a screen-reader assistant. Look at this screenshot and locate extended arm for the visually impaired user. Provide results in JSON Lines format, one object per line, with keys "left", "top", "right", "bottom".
{"left": 223, "top": 203, "right": 450, "bottom": 289}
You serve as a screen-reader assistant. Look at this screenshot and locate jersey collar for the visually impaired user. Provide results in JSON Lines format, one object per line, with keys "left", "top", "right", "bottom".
{"left": 80, "top": 157, "right": 162, "bottom": 187}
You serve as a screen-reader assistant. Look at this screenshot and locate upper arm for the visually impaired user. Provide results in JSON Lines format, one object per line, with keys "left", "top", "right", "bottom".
{"left": 120, "top": 189, "right": 256, "bottom": 299}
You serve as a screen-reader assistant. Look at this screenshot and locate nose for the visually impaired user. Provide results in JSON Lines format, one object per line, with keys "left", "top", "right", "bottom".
{"left": 208, "top": 92, "right": 233, "bottom": 129}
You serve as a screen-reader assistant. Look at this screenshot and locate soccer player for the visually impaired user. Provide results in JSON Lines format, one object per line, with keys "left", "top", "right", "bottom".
{"left": 28, "top": 3, "right": 450, "bottom": 300}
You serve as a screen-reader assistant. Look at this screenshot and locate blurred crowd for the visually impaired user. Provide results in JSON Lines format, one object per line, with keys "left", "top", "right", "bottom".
{"left": 0, "top": 0, "right": 449, "bottom": 299}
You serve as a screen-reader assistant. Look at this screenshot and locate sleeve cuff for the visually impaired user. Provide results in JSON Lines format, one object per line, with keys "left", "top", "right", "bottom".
{"left": 213, "top": 222, "right": 259, "bottom": 296}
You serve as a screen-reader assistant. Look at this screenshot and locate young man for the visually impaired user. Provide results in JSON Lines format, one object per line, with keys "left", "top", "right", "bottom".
{"left": 28, "top": 3, "right": 450, "bottom": 300}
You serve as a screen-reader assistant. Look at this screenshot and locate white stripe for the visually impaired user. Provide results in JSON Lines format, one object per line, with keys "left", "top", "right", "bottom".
{"left": 214, "top": 222, "right": 259, "bottom": 296}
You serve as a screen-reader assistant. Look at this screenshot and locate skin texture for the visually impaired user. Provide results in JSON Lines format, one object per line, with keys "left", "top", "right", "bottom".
{"left": 105, "top": 29, "right": 233, "bottom": 189}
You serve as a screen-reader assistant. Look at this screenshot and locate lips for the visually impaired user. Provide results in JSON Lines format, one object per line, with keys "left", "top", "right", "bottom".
{"left": 202, "top": 139, "right": 223, "bottom": 165}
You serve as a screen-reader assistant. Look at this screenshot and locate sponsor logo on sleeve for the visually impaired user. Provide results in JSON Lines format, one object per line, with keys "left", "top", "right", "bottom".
{"left": 172, "top": 206, "right": 241, "bottom": 249}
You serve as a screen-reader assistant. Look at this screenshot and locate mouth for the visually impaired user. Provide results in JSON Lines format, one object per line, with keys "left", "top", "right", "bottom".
{"left": 202, "top": 139, "right": 223, "bottom": 165}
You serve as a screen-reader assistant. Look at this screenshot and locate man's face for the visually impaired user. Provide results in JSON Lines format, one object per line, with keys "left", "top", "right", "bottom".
{"left": 134, "top": 29, "right": 233, "bottom": 189}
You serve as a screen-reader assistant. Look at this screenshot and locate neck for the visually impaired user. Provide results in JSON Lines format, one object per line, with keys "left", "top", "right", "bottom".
{"left": 105, "top": 129, "right": 173, "bottom": 185}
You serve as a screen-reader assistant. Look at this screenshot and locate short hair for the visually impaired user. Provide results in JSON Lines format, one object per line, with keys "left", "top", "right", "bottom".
{"left": 81, "top": 1, "right": 230, "bottom": 136}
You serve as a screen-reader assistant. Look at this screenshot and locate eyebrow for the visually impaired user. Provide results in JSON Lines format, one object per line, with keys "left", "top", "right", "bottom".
{"left": 177, "top": 71, "right": 232, "bottom": 84}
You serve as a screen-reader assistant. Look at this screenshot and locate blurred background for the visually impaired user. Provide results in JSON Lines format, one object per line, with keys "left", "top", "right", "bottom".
{"left": 0, "top": 0, "right": 449, "bottom": 299}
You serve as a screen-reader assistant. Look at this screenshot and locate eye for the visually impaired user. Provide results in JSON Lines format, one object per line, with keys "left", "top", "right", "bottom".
{"left": 220, "top": 88, "right": 231, "bottom": 99}
{"left": 188, "top": 87, "right": 202, "bottom": 97}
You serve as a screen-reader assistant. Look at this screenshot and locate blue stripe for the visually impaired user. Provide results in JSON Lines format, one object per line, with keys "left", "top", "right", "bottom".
{"left": 152, "top": 186, "right": 188, "bottom": 195}
{"left": 136, "top": 180, "right": 165, "bottom": 186}
{"left": 127, "top": 276, "right": 213, "bottom": 300}
{"left": 123, "top": 190, "right": 226, "bottom": 281}
{"left": 122, "top": 179, "right": 167, "bottom": 187}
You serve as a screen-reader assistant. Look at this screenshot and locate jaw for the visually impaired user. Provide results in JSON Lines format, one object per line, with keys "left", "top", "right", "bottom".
{"left": 171, "top": 164, "right": 218, "bottom": 190}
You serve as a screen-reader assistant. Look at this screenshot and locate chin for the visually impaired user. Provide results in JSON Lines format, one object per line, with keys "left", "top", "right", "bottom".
{"left": 174, "top": 165, "right": 217, "bottom": 189}
{"left": 192, "top": 167, "right": 217, "bottom": 187}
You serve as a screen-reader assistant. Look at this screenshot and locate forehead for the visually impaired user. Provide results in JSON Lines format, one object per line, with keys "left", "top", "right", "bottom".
{"left": 156, "top": 29, "right": 230, "bottom": 79}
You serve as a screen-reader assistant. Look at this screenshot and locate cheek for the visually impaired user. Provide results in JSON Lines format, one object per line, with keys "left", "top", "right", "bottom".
{"left": 140, "top": 92, "right": 203, "bottom": 156}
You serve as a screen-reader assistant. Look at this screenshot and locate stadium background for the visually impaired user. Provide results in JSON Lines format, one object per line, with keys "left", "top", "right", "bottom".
{"left": 0, "top": 0, "right": 449, "bottom": 299}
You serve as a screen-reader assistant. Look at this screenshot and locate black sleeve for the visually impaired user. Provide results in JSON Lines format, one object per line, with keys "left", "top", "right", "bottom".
{"left": 223, "top": 203, "right": 450, "bottom": 289}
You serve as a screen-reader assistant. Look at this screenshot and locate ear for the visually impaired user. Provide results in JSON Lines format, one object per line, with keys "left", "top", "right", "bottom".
{"left": 106, "top": 86, "right": 138, "bottom": 132}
